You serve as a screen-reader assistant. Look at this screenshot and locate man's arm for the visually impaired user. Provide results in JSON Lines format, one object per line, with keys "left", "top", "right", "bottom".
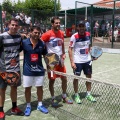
{"left": 68, "top": 46, "right": 76, "bottom": 70}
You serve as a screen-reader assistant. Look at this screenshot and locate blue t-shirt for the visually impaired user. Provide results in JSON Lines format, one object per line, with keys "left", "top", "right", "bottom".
{"left": 22, "top": 38, "right": 47, "bottom": 76}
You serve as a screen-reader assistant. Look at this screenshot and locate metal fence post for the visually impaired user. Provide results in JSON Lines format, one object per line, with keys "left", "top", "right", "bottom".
{"left": 0, "top": 5, "right": 3, "bottom": 33}
{"left": 90, "top": 4, "right": 93, "bottom": 46}
{"left": 75, "top": 1, "right": 77, "bottom": 26}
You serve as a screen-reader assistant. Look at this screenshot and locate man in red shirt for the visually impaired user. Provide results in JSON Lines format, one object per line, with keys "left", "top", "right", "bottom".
{"left": 41, "top": 16, "right": 73, "bottom": 106}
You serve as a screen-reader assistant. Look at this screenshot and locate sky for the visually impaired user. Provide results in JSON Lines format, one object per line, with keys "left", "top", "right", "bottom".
{"left": 0, "top": 0, "right": 101, "bottom": 10}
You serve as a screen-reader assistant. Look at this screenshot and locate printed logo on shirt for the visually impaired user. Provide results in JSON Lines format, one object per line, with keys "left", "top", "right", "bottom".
{"left": 58, "top": 40, "right": 62, "bottom": 46}
{"left": 31, "top": 54, "right": 38, "bottom": 62}
{"left": 10, "top": 59, "right": 17, "bottom": 66}
{"left": 80, "top": 48, "right": 89, "bottom": 54}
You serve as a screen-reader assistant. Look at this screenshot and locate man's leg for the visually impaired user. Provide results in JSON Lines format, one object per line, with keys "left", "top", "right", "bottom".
{"left": 36, "top": 86, "right": 48, "bottom": 114}
{"left": 86, "top": 75, "right": 91, "bottom": 92}
{"left": 24, "top": 87, "right": 32, "bottom": 116}
{"left": 61, "top": 76, "right": 67, "bottom": 95}
{"left": 73, "top": 63, "right": 82, "bottom": 104}
{"left": 49, "top": 80, "right": 55, "bottom": 97}
{"left": 0, "top": 87, "right": 6, "bottom": 119}
{"left": 85, "top": 74, "right": 96, "bottom": 102}
{"left": 73, "top": 79, "right": 78, "bottom": 93}
{"left": 25, "top": 87, "right": 32, "bottom": 104}
{"left": 10, "top": 86, "right": 23, "bottom": 115}
{"left": 61, "top": 76, "right": 73, "bottom": 104}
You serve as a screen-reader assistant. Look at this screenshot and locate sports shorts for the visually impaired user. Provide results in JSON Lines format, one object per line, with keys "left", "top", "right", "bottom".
{"left": 48, "top": 64, "right": 66, "bottom": 80}
{"left": 23, "top": 75, "right": 44, "bottom": 87}
{"left": 74, "top": 61, "right": 92, "bottom": 76}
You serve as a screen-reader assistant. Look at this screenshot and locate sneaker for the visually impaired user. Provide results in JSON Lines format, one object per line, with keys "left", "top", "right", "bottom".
{"left": 0, "top": 112, "right": 5, "bottom": 120}
{"left": 62, "top": 97, "right": 73, "bottom": 104}
{"left": 86, "top": 94, "right": 96, "bottom": 102}
{"left": 11, "top": 107, "right": 24, "bottom": 115}
{"left": 51, "top": 99, "right": 59, "bottom": 107}
{"left": 24, "top": 107, "right": 31, "bottom": 116}
{"left": 37, "top": 105, "right": 48, "bottom": 114}
{"left": 74, "top": 95, "right": 82, "bottom": 104}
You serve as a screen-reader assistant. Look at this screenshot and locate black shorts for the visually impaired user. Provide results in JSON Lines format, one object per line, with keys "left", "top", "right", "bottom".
{"left": 74, "top": 61, "right": 92, "bottom": 76}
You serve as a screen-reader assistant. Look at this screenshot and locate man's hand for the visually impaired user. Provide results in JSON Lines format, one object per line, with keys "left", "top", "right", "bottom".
{"left": 71, "top": 62, "right": 76, "bottom": 70}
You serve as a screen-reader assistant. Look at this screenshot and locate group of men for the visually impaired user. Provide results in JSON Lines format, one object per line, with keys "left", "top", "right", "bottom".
{"left": 0, "top": 16, "right": 96, "bottom": 119}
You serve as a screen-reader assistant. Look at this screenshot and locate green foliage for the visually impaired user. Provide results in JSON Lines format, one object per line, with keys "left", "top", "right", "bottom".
{"left": 14, "top": 0, "right": 26, "bottom": 12}
{"left": 1, "top": 0, "right": 61, "bottom": 21}
{"left": 2, "top": 0, "right": 13, "bottom": 14}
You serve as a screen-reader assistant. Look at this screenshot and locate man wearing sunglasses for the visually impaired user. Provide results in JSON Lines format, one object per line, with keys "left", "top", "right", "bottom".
{"left": 68, "top": 21, "right": 96, "bottom": 104}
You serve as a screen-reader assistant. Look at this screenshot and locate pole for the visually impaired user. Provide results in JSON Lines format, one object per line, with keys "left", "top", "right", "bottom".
{"left": 85, "top": 6, "right": 87, "bottom": 20}
{"left": 111, "top": 1, "right": 115, "bottom": 48}
{"left": 65, "top": 10, "right": 67, "bottom": 36}
{"left": 0, "top": 5, "right": 3, "bottom": 33}
{"left": 75, "top": 1, "right": 77, "bottom": 26}
{"left": 55, "top": 0, "right": 57, "bottom": 16}
{"left": 90, "top": 5, "right": 93, "bottom": 46}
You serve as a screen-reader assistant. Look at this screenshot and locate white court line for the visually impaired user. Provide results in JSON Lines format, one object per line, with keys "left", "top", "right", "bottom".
{"left": 93, "top": 66, "right": 120, "bottom": 75}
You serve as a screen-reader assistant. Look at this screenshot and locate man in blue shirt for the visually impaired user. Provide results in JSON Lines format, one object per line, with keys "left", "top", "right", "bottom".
{"left": 85, "top": 19, "right": 90, "bottom": 32}
{"left": 22, "top": 26, "right": 48, "bottom": 116}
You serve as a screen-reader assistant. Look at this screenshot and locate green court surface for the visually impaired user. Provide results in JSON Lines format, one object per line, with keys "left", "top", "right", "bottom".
{"left": 4, "top": 51, "right": 120, "bottom": 120}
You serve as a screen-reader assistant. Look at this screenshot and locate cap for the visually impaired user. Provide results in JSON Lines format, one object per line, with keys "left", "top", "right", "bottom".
{"left": 78, "top": 21, "right": 85, "bottom": 26}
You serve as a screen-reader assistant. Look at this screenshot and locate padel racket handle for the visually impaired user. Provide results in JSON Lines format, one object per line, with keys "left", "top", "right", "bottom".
{"left": 51, "top": 71, "right": 53, "bottom": 77}
{"left": 89, "top": 61, "right": 92, "bottom": 66}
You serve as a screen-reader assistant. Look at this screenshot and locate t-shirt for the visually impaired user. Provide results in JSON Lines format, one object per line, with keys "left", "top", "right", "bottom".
{"left": 69, "top": 32, "right": 91, "bottom": 63}
{"left": 41, "top": 30, "right": 64, "bottom": 56}
{"left": 22, "top": 38, "right": 47, "bottom": 76}
{"left": 0, "top": 32, "right": 22, "bottom": 72}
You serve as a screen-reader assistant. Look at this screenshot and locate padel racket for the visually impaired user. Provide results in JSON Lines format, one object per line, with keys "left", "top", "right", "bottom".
{"left": 89, "top": 46, "right": 103, "bottom": 65}
{"left": 44, "top": 53, "right": 59, "bottom": 78}
{"left": 0, "top": 72, "right": 20, "bottom": 85}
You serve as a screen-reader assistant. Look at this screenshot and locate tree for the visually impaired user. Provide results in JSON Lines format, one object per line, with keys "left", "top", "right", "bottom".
{"left": 14, "top": 0, "right": 26, "bottom": 13}
{"left": 2, "top": 0, "right": 13, "bottom": 14}
{"left": 24, "top": 0, "right": 61, "bottom": 19}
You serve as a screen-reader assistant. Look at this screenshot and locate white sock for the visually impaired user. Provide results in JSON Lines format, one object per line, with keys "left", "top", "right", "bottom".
{"left": 75, "top": 93, "right": 79, "bottom": 96}
{"left": 62, "top": 93, "right": 67, "bottom": 98}
{"left": 27, "top": 103, "right": 31, "bottom": 107}
{"left": 86, "top": 91, "right": 91, "bottom": 96}
{"left": 38, "top": 101, "right": 42, "bottom": 106}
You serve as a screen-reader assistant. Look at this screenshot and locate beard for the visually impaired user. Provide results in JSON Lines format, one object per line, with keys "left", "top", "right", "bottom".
{"left": 54, "top": 26, "right": 60, "bottom": 31}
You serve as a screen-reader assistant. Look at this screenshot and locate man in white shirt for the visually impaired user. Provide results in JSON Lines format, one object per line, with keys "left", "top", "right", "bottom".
{"left": 68, "top": 20, "right": 96, "bottom": 104}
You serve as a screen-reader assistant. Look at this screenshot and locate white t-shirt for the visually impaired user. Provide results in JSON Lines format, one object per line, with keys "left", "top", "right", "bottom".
{"left": 69, "top": 32, "right": 91, "bottom": 63}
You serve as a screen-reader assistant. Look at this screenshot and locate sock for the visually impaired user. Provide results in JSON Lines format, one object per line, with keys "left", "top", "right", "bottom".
{"left": 86, "top": 91, "right": 91, "bottom": 96}
{"left": 27, "top": 103, "right": 31, "bottom": 108}
{"left": 62, "top": 93, "right": 67, "bottom": 98}
{"left": 0, "top": 107, "right": 3, "bottom": 112}
{"left": 38, "top": 102, "right": 42, "bottom": 106}
{"left": 75, "top": 93, "right": 79, "bottom": 96}
{"left": 12, "top": 102, "right": 17, "bottom": 109}
{"left": 52, "top": 96, "right": 55, "bottom": 100}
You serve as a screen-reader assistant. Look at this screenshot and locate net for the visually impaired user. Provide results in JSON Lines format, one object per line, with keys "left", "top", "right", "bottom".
{"left": 5, "top": 63, "right": 120, "bottom": 120}
{"left": 49, "top": 71, "right": 120, "bottom": 120}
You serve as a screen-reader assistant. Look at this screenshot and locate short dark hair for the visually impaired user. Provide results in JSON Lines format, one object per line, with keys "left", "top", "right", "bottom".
{"left": 8, "top": 18, "right": 19, "bottom": 24}
{"left": 51, "top": 16, "right": 60, "bottom": 24}
{"left": 30, "top": 26, "right": 41, "bottom": 32}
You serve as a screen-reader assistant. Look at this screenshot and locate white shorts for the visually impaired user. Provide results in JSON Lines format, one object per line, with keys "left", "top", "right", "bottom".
{"left": 23, "top": 75, "right": 44, "bottom": 87}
